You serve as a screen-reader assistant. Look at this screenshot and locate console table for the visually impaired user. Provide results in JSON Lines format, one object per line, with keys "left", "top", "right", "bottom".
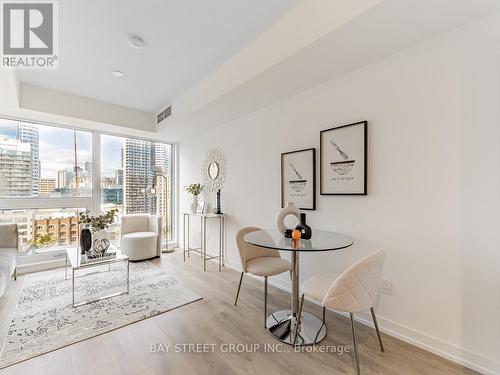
{"left": 183, "top": 213, "right": 225, "bottom": 271}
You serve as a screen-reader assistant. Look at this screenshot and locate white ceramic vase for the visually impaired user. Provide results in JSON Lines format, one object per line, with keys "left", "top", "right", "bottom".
{"left": 91, "top": 229, "right": 110, "bottom": 252}
{"left": 190, "top": 195, "right": 199, "bottom": 213}
{"left": 276, "top": 202, "right": 300, "bottom": 234}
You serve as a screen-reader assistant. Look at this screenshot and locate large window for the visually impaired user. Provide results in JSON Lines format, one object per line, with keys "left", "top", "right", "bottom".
{"left": 0, "top": 118, "right": 92, "bottom": 198}
{"left": 0, "top": 117, "right": 174, "bottom": 265}
{"left": 101, "top": 135, "right": 173, "bottom": 247}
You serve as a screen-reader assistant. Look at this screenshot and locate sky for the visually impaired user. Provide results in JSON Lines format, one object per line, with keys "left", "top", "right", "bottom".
{"left": 0, "top": 119, "right": 123, "bottom": 179}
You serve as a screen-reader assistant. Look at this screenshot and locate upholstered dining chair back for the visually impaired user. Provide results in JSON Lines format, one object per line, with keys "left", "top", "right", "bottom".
{"left": 236, "top": 227, "right": 281, "bottom": 272}
{"left": 323, "top": 249, "right": 385, "bottom": 313}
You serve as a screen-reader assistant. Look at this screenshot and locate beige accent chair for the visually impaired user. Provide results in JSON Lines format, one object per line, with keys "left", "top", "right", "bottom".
{"left": 0, "top": 224, "right": 18, "bottom": 298}
{"left": 299, "top": 250, "right": 386, "bottom": 375}
{"left": 121, "top": 214, "right": 162, "bottom": 261}
{"left": 234, "top": 227, "right": 292, "bottom": 326}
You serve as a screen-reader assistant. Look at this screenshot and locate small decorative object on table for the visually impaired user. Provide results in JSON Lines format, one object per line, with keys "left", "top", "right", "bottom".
{"left": 292, "top": 229, "right": 302, "bottom": 240}
{"left": 276, "top": 202, "right": 300, "bottom": 234}
{"left": 85, "top": 246, "right": 117, "bottom": 260}
{"left": 196, "top": 201, "right": 205, "bottom": 214}
{"left": 295, "top": 213, "right": 312, "bottom": 240}
{"left": 79, "top": 208, "right": 118, "bottom": 254}
{"left": 284, "top": 229, "right": 293, "bottom": 238}
{"left": 215, "top": 189, "right": 222, "bottom": 214}
{"left": 184, "top": 183, "right": 204, "bottom": 213}
{"left": 79, "top": 225, "right": 92, "bottom": 255}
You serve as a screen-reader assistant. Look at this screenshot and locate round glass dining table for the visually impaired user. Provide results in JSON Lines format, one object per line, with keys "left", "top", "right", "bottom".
{"left": 244, "top": 229, "right": 353, "bottom": 346}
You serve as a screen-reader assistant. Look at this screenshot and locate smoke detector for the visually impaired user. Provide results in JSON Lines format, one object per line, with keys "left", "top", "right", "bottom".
{"left": 128, "top": 35, "right": 145, "bottom": 49}
{"left": 112, "top": 70, "right": 125, "bottom": 78}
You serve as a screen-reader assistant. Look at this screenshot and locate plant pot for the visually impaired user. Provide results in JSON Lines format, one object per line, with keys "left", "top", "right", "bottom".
{"left": 190, "top": 195, "right": 199, "bottom": 213}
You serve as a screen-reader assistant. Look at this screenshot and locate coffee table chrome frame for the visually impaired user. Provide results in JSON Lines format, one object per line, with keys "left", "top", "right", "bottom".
{"left": 65, "top": 252, "right": 130, "bottom": 308}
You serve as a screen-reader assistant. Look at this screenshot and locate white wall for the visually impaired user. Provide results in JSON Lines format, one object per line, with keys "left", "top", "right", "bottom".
{"left": 178, "top": 14, "right": 500, "bottom": 375}
{"left": 18, "top": 83, "right": 155, "bottom": 132}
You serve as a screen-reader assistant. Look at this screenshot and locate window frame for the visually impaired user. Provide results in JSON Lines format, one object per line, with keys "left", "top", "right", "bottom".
{"left": 0, "top": 116, "right": 176, "bottom": 245}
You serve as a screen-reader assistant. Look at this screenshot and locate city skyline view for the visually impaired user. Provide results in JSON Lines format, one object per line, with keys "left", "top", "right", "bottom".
{"left": 0, "top": 119, "right": 93, "bottom": 179}
{"left": 0, "top": 118, "right": 172, "bottom": 250}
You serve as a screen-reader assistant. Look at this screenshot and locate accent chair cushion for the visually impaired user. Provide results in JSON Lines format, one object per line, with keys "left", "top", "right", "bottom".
{"left": 0, "top": 248, "right": 17, "bottom": 297}
{"left": 122, "top": 231, "right": 157, "bottom": 261}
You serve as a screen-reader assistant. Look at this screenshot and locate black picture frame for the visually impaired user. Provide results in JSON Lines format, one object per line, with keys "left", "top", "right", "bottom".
{"left": 281, "top": 148, "right": 316, "bottom": 210}
{"left": 320, "top": 121, "right": 367, "bottom": 195}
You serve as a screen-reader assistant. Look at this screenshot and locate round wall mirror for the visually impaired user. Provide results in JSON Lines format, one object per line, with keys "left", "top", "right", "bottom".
{"left": 208, "top": 161, "right": 219, "bottom": 180}
{"left": 201, "top": 148, "right": 226, "bottom": 192}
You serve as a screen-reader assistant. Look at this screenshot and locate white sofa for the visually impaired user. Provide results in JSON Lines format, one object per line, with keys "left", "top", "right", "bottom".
{"left": 0, "top": 224, "right": 18, "bottom": 297}
{"left": 121, "top": 214, "right": 162, "bottom": 261}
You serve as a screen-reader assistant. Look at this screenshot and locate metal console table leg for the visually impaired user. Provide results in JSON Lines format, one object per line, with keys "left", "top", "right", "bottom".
{"left": 183, "top": 213, "right": 225, "bottom": 272}
{"left": 203, "top": 216, "right": 207, "bottom": 271}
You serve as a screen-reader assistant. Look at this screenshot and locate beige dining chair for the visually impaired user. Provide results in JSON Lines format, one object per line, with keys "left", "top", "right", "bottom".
{"left": 234, "top": 227, "right": 292, "bottom": 327}
{"left": 298, "top": 249, "right": 386, "bottom": 375}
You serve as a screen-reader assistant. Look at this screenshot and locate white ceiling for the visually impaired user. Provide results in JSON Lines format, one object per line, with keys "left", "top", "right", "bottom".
{"left": 17, "top": 0, "right": 301, "bottom": 113}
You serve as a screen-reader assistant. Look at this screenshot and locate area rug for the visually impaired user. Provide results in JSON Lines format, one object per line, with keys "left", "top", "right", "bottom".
{"left": 0, "top": 261, "right": 202, "bottom": 369}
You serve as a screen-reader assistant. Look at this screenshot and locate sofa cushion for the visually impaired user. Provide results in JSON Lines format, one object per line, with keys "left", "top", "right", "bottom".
{"left": 0, "top": 225, "right": 17, "bottom": 249}
{"left": 0, "top": 248, "right": 17, "bottom": 297}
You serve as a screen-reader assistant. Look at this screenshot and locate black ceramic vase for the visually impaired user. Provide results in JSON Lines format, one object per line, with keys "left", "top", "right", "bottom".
{"left": 295, "top": 213, "right": 312, "bottom": 240}
{"left": 80, "top": 228, "right": 92, "bottom": 254}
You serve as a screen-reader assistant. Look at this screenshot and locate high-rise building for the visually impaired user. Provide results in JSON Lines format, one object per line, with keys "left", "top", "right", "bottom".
{"left": 57, "top": 170, "right": 67, "bottom": 189}
{"left": 115, "top": 168, "right": 124, "bottom": 186}
{"left": 153, "top": 143, "right": 171, "bottom": 174}
{"left": 124, "top": 139, "right": 153, "bottom": 214}
{"left": 84, "top": 161, "right": 92, "bottom": 174}
{"left": 152, "top": 143, "right": 171, "bottom": 238}
{"left": 103, "top": 187, "right": 123, "bottom": 205}
{"left": 39, "top": 178, "right": 56, "bottom": 195}
{"left": 17, "top": 123, "right": 39, "bottom": 196}
{"left": 65, "top": 168, "right": 74, "bottom": 187}
{"left": 101, "top": 177, "right": 115, "bottom": 189}
{"left": 0, "top": 137, "right": 32, "bottom": 197}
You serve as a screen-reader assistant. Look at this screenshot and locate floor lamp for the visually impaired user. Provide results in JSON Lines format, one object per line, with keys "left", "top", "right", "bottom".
{"left": 145, "top": 168, "right": 174, "bottom": 253}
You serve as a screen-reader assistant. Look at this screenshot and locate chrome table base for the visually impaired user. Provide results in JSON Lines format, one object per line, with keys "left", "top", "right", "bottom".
{"left": 266, "top": 310, "right": 326, "bottom": 345}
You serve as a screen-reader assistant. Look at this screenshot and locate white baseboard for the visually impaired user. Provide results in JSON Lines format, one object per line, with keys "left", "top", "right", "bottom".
{"left": 224, "top": 260, "right": 499, "bottom": 375}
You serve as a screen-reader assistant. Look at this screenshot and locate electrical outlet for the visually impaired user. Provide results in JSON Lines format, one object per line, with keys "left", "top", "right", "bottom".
{"left": 382, "top": 279, "right": 393, "bottom": 295}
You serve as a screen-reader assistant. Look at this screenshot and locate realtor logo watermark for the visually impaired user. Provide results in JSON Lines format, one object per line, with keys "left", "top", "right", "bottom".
{"left": 1, "top": 1, "right": 58, "bottom": 69}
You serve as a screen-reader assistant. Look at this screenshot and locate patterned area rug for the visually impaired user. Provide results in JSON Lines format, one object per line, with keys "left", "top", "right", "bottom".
{"left": 0, "top": 261, "right": 202, "bottom": 369}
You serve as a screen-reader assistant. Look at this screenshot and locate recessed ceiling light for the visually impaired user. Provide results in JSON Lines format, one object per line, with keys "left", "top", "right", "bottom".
{"left": 111, "top": 70, "right": 125, "bottom": 78}
{"left": 127, "top": 35, "right": 145, "bottom": 49}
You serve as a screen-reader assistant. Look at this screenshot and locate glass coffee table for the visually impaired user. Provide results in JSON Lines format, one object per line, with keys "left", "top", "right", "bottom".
{"left": 65, "top": 245, "right": 129, "bottom": 308}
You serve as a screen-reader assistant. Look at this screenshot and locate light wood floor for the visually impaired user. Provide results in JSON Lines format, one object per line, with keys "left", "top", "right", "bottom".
{"left": 0, "top": 252, "right": 477, "bottom": 375}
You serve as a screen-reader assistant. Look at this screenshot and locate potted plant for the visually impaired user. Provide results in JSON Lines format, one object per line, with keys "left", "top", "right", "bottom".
{"left": 79, "top": 208, "right": 118, "bottom": 254}
{"left": 184, "top": 183, "right": 204, "bottom": 213}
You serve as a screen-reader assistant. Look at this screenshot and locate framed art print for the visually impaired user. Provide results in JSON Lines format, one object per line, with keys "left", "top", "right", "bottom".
{"left": 281, "top": 148, "right": 316, "bottom": 210}
{"left": 320, "top": 121, "right": 367, "bottom": 195}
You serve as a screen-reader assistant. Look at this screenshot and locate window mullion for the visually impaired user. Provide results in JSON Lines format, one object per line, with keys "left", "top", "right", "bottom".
{"left": 91, "top": 132, "right": 101, "bottom": 214}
